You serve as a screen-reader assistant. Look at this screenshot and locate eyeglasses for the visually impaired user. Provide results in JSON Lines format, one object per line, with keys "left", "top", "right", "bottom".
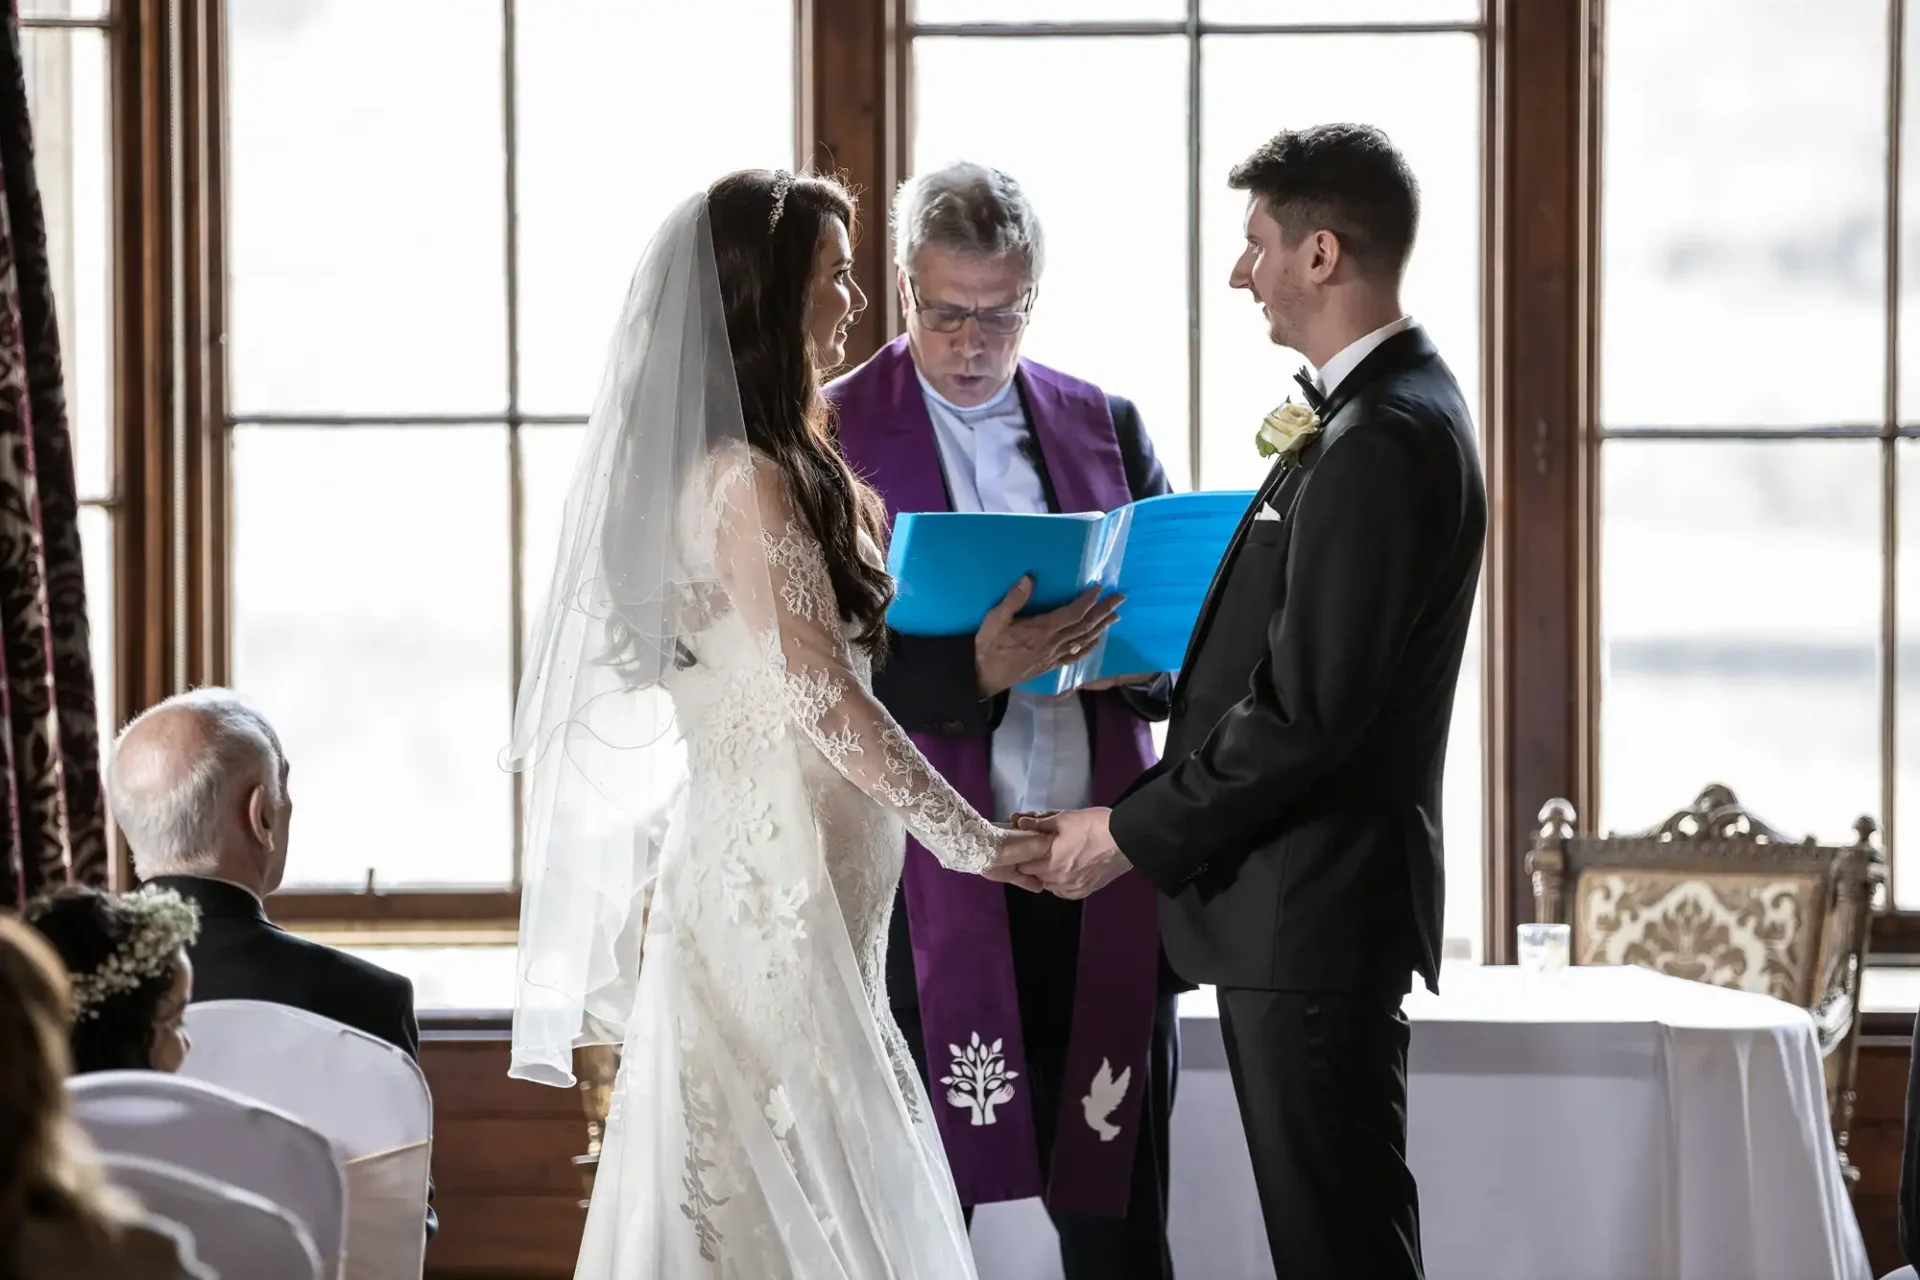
{"left": 907, "top": 279, "right": 1034, "bottom": 336}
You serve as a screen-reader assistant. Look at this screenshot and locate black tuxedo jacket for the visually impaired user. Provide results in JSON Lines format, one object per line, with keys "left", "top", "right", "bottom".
{"left": 1110, "top": 327, "right": 1486, "bottom": 996}
{"left": 869, "top": 390, "right": 1179, "bottom": 1010}
{"left": 145, "top": 875, "right": 435, "bottom": 1236}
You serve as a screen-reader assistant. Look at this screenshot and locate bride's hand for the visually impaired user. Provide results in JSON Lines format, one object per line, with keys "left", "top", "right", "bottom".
{"left": 983, "top": 825, "right": 1050, "bottom": 892}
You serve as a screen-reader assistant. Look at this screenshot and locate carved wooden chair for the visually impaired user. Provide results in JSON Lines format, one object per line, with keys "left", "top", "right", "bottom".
{"left": 1526, "top": 784, "right": 1884, "bottom": 1181}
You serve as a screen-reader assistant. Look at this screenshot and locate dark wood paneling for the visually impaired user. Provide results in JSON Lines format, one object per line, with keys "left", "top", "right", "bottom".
{"left": 425, "top": 1035, "right": 582, "bottom": 1119}
{"left": 1856, "top": 1032, "right": 1912, "bottom": 1277}
{"left": 265, "top": 888, "right": 520, "bottom": 929}
{"left": 1858, "top": 1037, "right": 1911, "bottom": 1122}
{"left": 420, "top": 1034, "right": 585, "bottom": 1279}
{"left": 433, "top": 1118, "right": 584, "bottom": 1196}
{"left": 429, "top": 1195, "right": 586, "bottom": 1280}
{"left": 111, "top": 0, "right": 173, "bottom": 795}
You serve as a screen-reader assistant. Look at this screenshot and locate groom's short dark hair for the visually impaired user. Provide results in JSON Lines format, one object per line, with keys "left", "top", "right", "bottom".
{"left": 1228, "top": 124, "right": 1419, "bottom": 281}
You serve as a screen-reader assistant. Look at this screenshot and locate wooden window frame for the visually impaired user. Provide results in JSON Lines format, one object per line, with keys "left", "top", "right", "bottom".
{"left": 1563, "top": 0, "right": 1919, "bottom": 957}
{"left": 107, "top": 0, "right": 1740, "bottom": 963}
{"left": 866, "top": 2, "right": 1520, "bottom": 957}
{"left": 1486, "top": 0, "right": 1601, "bottom": 962}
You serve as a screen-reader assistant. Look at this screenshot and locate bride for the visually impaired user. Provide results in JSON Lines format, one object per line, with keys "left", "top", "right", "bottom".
{"left": 504, "top": 169, "right": 1046, "bottom": 1278}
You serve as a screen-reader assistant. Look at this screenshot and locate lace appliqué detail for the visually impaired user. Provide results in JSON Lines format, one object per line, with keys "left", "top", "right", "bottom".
{"left": 782, "top": 664, "right": 848, "bottom": 728}
{"left": 762, "top": 523, "right": 838, "bottom": 628}
{"left": 715, "top": 778, "right": 777, "bottom": 850}
{"left": 877, "top": 728, "right": 997, "bottom": 874}
{"left": 678, "top": 1062, "right": 730, "bottom": 1261}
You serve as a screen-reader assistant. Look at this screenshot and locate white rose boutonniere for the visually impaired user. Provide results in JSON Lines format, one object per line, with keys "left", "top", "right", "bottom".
{"left": 1255, "top": 399, "right": 1322, "bottom": 465}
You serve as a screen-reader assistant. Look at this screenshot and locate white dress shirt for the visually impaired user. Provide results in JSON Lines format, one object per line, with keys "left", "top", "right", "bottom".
{"left": 917, "top": 369, "right": 1094, "bottom": 822}
{"left": 1313, "top": 314, "right": 1417, "bottom": 398}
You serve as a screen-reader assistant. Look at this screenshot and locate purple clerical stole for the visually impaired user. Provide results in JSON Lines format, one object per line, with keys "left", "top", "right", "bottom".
{"left": 829, "top": 337, "right": 1161, "bottom": 1218}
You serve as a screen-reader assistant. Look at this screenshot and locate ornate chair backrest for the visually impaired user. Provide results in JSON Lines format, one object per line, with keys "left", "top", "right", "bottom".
{"left": 1526, "top": 784, "right": 1883, "bottom": 1179}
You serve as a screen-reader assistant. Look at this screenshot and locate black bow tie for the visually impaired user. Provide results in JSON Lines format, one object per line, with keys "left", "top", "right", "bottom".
{"left": 1293, "top": 367, "right": 1327, "bottom": 414}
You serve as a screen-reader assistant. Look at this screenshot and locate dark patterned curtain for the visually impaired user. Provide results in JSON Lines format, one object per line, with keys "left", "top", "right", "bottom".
{"left": 0, "top": 8, "right": 103, "bottom": 909}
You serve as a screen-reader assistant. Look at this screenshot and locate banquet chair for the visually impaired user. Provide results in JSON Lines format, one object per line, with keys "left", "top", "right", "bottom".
{"left": 134, "top": 1212, "right": 216, "bottom": 1280}
{"left": 103, "top": 1151, "right": 323, "bottom": 1280}
{"left": 1527, "top": 783, "right": 1883, "bottom": 1181}
{"left": 182, "top": 999, "right": 432, "bottom": 1280}
{"left": 68, "top": 1070, "right": 347, "bottom": 1275}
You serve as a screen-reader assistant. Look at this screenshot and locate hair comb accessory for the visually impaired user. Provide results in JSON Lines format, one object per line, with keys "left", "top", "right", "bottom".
{"left": 68, "top": 887, "right": 201, "bottom": 1022}
{"left": 768, "top": 169, "right": 795, "bottom": 232}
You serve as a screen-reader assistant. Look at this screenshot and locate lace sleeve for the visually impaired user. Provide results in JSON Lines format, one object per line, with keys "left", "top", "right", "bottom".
{"left": 710, "top": 452, "right": 1004, "bottom": 874}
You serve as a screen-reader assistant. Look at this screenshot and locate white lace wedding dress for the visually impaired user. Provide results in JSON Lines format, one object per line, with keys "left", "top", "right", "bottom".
{"left": 562, "top": 448, "right": 1002, "bottom": 1278}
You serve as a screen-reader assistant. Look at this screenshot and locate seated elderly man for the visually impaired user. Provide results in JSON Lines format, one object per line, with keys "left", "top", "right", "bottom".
{"left": 107, "top": 687, "right": 435, "bottom": 1236}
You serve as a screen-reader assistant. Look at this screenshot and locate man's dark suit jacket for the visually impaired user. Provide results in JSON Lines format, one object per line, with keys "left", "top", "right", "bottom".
{"left": 1111, "top": 327, "right": 1487, "bottom": 997}
{"left": 871, "top": 391, "right": 1179, "bottom": 1007}
{"left": 145, "top": 874, "right": 435, "bottom": 1236}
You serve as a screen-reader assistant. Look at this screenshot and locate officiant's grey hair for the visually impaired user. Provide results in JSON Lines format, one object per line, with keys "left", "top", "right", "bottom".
{"left": 893, "top": 162, "right": 1045, "bottom": 284}
{"left": 107, "top": 687, "right": 286, "bottom": 878}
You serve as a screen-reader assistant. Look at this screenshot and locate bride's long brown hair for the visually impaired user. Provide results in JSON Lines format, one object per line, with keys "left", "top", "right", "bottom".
{"left": 706, "top": 169, "right": 893, "bottom": 645}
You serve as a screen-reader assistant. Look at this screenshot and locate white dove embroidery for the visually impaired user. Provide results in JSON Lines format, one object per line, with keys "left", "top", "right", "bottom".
{"left": 1081, "top": 1058, "right": 1132, "bottom": 1142}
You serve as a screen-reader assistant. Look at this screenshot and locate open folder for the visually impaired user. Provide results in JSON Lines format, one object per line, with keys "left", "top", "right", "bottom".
{"left": 884, "top": 490, "right": 1256, "bottom": 695}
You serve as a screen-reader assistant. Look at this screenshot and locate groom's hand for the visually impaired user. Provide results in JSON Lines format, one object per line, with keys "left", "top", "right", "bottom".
{"left": 984, "top": 825, "right": 1049, "bottom": 892}
{"left": 1019, "top": 807, "right": 1130, "bottom": 900}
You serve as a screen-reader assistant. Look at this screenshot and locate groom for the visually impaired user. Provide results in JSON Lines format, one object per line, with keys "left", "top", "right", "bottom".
{"left": 1024, "top": 125, "right": 1487, "bottom": 1278}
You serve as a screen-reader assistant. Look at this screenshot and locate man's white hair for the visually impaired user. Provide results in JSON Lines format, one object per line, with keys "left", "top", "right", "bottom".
{"left": 107, "top": 687, "right": 285, "bottom": 880}
{"left": 892, "top": 161, "right": 1045, "bottom": 284}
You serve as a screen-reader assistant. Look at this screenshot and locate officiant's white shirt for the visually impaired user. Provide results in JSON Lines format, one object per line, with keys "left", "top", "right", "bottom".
{"left": 918, "top": 369, "right": 1093, "bottom": 822}
{"left": 1313, "top": 313, "right": 1417, "bottom": 398}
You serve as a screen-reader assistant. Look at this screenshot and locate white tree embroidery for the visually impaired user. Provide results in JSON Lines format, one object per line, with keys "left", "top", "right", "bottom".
{"left": 941, "top": 1032, "right": 1019, "bottom": 1126}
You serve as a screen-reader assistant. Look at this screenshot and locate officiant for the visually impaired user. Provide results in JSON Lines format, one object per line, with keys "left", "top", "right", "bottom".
{"left": 829, "top": 161, "right": 1180, "bottom": 1280}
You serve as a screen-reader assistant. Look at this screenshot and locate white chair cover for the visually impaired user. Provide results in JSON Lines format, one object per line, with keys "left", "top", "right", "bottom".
{"left": 134, "top": 1210, "right": 218, "bottom": 1280}
{"left": 68, "top": 1070, "right": 346, "bottom": 1278}
{"left": 182, "top": 1000, "right": 432, "bottom": 1280}
{"left": 104, "top": 1152, "right": 323, "bottom": 1280}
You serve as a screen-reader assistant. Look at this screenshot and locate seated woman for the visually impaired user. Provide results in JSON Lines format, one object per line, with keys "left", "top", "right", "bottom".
{"left": 25, "top": 886, "right": 199, "bottom": 1074}
{"left": 0, "top": 913, "right": 207, "bottom": 1279}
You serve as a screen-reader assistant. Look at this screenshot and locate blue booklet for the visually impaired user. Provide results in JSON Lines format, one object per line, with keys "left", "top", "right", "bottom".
{"left": 885, "top": 490, "right": 1256, "bottom": 695}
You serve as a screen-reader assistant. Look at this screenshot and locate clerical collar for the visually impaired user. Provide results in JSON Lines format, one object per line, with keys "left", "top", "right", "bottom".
{"left": 915, "top": 367, "right": 1019, "bottom": 416}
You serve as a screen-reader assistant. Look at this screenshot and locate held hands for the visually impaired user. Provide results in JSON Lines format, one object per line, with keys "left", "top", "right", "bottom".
{"left": 985, "top": 825, "right": 1052, "bottom": 893}
{"left": 1007, "top": 807, "right": 1131, "bottom": 901}
{"left": 975, "top": 577, "right": 1123, "bottom": 697}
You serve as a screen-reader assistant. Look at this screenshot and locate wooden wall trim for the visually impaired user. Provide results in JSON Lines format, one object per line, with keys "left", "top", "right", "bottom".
{"left": 419, "top": 1031, "right": 584, "bottom": 1279}
{"left": 798, "top": 0, "right": 909, "bottom": 368}
{"left": 109, "top": 0, "right": 173, "bottom": 886}
{"left": 176, "top": 0, "right": 228, "bottom": 690}
{"left": 109, "top": 0, "right": 227, "bottom": 742}
{"left": 1486, "top": 0, "right": 1600, "bottom": 960}
{"left": 106, "top": 0, "right": 228, "bottom": 881}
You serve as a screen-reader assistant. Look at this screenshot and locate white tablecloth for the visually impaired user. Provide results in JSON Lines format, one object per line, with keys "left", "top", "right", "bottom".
{"left": 1405, "top": 965, "right": 1867, "bottom": 1280}
{"left": 970, "top": 965, "right": 1871, "bottom": 1280}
